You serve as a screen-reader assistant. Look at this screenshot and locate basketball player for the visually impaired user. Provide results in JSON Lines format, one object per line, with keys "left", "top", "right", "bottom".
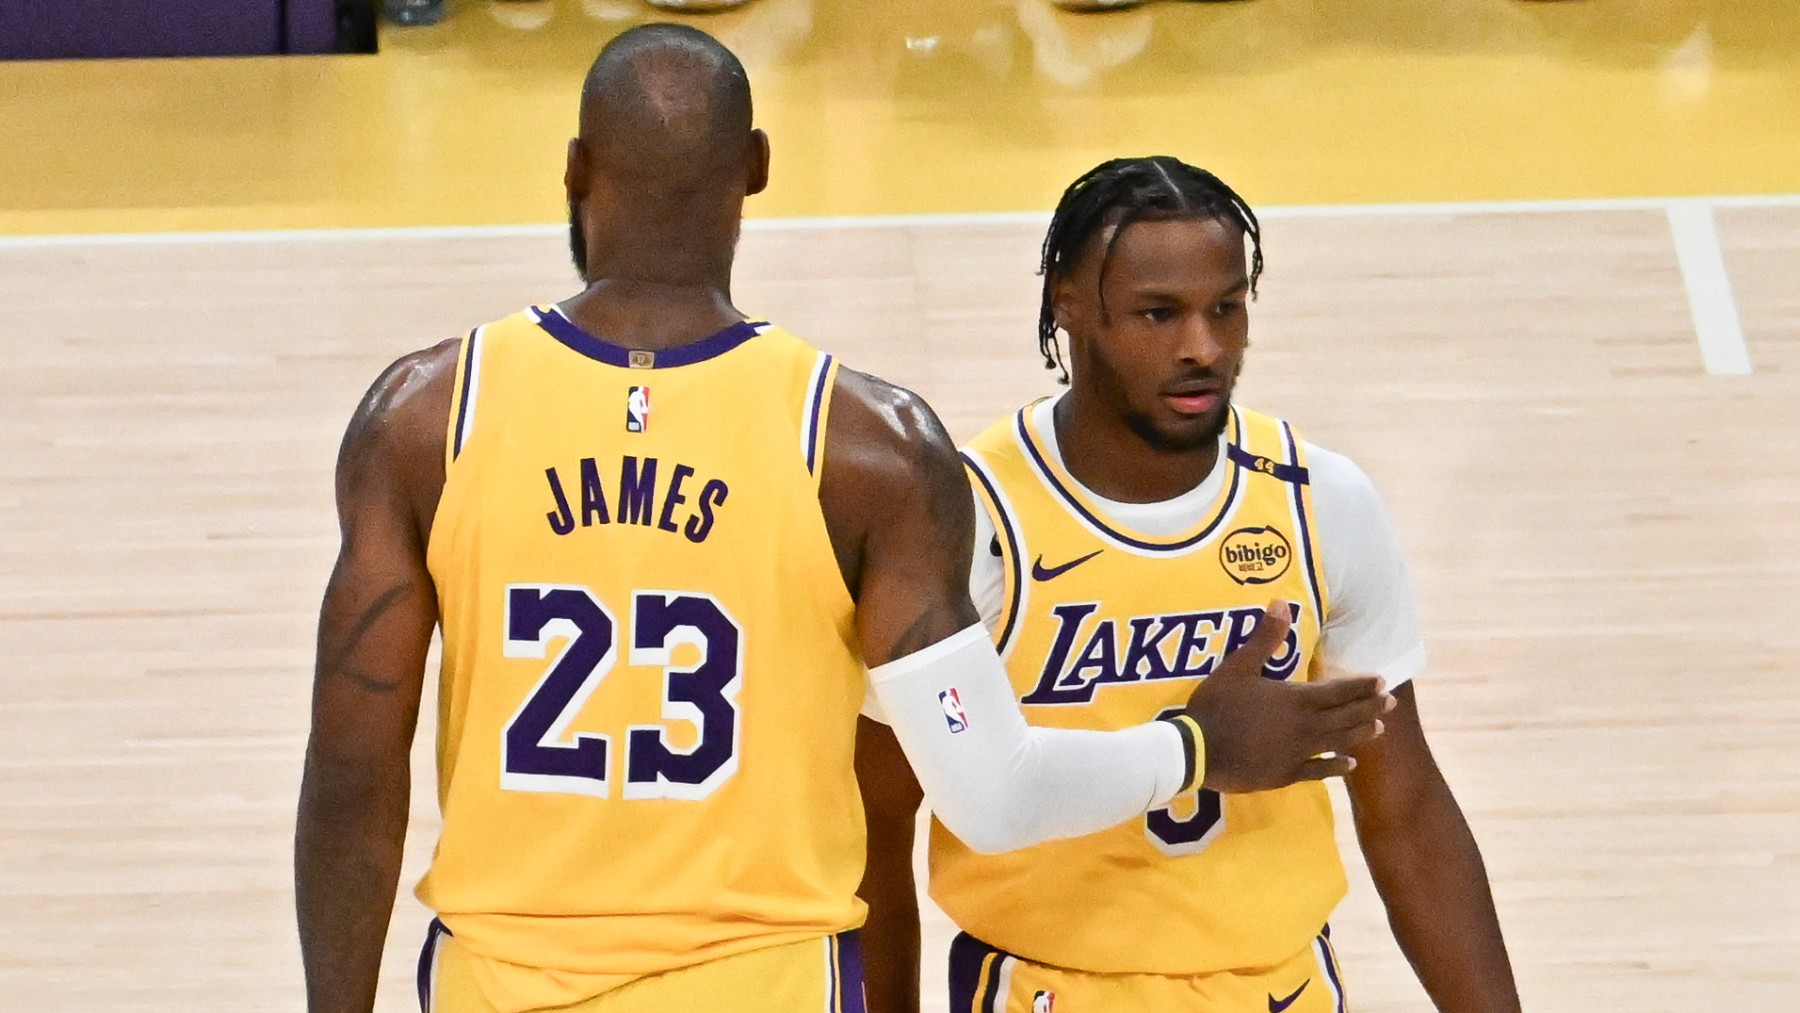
{"left": 293, "top": 30, "right": 1393, "bottom": 1013}
{"left": 856, "top": 158, "right": 1520, "bottom": 1012}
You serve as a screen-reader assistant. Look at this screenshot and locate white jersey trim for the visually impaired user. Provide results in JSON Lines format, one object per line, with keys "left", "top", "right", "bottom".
{"left": 450, "top": 324, "right": 485, "bottom": 460}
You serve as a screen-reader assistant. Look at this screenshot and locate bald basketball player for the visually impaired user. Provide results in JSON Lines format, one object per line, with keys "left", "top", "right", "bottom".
{"left": 294, "top": 27, "right": 1391, "bottom": 1013}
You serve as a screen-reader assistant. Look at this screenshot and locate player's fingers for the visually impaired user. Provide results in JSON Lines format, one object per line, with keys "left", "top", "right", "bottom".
{"left": 1311, "top": 719, "right": 1385, "bottom": 756}
{"left": 1313, "top": 693, "right": 1391, "bottom": 731}
{"left": 1213, "top": 602, "right": 1292, "bottom": 677}
{"left": 1294, "top": 754, "right": 1357, "bottom": 782}
{"left": 1299, "top": 674, "right": 1386, "bottom": 710}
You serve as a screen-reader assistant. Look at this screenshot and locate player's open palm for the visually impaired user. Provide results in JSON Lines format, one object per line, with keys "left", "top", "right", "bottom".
{"left": 1183, "top": 603, "right": 1392, "bottom": 794}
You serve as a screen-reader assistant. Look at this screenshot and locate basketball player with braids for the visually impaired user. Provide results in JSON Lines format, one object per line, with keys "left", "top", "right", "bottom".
{"left": 856, "top": 158, "right": 1520, "bottom": 1012}
{"left": 295, "top": 29, "right": 1395, "bottom": 1013}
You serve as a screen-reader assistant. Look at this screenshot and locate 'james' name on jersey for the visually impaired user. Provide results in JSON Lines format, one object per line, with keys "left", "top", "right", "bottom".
{"left": 541, "top": 454, "right": 730, "bottom": 542}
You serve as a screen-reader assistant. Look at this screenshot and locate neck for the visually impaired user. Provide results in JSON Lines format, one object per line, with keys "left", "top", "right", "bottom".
{"left": 559, "top": 278, "right": 744, "bottom": 352}
{"left": 1052, "top": 389, "right": 1221, "bottom": 504}
{"left": 581, "top": 224, "right": 738, "bottom": 287}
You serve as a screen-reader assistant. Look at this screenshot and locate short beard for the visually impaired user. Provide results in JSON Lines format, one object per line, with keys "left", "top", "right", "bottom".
{"left": 568, "top": 200, "right": 587, "bottom": 280}
{"left": 1121, "top": 401, "right": 1232, "bottom": 453}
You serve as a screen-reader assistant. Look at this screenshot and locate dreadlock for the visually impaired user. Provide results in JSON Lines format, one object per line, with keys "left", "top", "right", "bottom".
{"left": 1036, "top": 156, "right": 1263, "bottom": 383}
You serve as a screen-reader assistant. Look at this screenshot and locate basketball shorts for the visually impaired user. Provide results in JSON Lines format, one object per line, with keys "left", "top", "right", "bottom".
{"left": 419, "top": 919, "right": 867, "bottom": 1013}
{"left": 947, "top": 927, "right": 1347, "bottom": 1013}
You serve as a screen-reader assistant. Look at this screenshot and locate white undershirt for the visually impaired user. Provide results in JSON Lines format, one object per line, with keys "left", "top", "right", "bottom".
{"left": 970, "top": 396, "right": 1427, "bottom": 685}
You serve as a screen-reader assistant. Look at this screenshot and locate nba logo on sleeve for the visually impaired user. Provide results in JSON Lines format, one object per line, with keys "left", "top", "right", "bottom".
{"left": 626, "top": 386, "right": 650, "bottom": 432}
{"left": 1032, "top": 991, "right": 1056, "bottom": 1013}
{"left": 938, "top": 688, "right": 969, "bottom": 734}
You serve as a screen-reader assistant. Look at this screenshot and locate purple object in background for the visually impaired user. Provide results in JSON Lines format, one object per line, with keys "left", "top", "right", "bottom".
{"left": 0, "top": 0, "right": 347, "bottom": 59}
{"left": 287, "top": 0, "right": 344, "bottom": 55}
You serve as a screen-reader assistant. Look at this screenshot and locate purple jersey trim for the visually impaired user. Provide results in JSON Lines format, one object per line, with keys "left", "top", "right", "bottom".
{"left": 805, "top": 354, "right": 834, "bottom": 475}
{"left": 1225, "top": 440, "right": 1310, "bottom": 485}
{"left": 451, "top": 329, "right": 478, "bottom": 460}
{"left": 533, "top": 307, "right": 763, "bottom": 368}
{"left": 1282, "top": 422, "right": 1325, "bottom": 619}
{"left": 1015, "top": 407, "right": 1243, "bottom": 553}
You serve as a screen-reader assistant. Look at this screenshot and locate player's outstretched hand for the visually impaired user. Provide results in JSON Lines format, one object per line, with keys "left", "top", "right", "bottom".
{"left": 1182, "top": 602, "right": 1393, "bottom": 794}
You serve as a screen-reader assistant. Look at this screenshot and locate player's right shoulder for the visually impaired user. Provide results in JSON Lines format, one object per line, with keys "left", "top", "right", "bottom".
{"left": 334, "top": 338, "right": 463, "bottom": 526}
{"left": 823, "top": 367, "right": 962, "bottom": 497}
{"left": 344, "top": 339, "right": 460, "bottom": 456}
{"left": 818, "top": 368, "right": 976, "bottom": 601}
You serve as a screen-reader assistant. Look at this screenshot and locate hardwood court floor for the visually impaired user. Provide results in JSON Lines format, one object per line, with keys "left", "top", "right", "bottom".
{"left": 0, "top": 209, "right": 1796, "bottom": 1010}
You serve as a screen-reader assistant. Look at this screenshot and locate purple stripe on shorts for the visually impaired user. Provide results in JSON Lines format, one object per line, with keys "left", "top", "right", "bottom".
{"left": 1318, "top": 927, "right": 1347, "bottom": 1013}
{"left": 836, "top": 930, "right": 867, "bottom": 1013}
{"left": 416, "top": 918, "right": 451, "bottom": 1013}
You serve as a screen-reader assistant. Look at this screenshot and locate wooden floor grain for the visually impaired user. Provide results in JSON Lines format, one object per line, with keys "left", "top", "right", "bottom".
{"left": 0, "top": 210, "right": 1795, "bottom": 1010}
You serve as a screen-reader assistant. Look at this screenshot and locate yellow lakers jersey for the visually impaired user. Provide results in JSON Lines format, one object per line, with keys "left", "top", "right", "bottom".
{"left": 420, "top": 306, "right": 867, "bottom": 1011}
{"left": 930, "top": 401, "right": 1346, "bottom": 976}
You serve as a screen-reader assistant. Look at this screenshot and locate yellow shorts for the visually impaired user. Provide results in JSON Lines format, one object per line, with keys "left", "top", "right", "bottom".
{"left": 419, "top": 920, "right": 867, "bottom": 1013}
{"left": 947, "top": 928, "right": 1347, "bottom": 1013}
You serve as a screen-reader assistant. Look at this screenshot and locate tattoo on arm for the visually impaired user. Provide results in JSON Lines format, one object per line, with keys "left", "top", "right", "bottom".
{"left": 297, "top": 343, "right": 455, "bottom": 1013}
{"left": 319, "top": 581, "right": 415, "bottom": 693}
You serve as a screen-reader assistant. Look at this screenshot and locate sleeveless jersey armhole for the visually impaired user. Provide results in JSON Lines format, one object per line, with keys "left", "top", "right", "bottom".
{"left": 444, "top": 326, "right": 484, "bottom": 470}
{"left": 1281, "top": 423, "right": 1331, "bottom": 621}
{"left": 800, "top": 352, "right": 839, "bottom": 489}
{"left": 963, "top": 449, "right": 1025, "bottom": 658}
{"left": 1238, "top": 409, "right": 1329, "bottom": 627}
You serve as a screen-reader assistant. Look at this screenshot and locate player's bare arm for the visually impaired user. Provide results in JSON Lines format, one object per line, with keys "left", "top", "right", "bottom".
{"left": 295, "top": 339, "right": 458, "bottom": 1013}
{"left": 854, "top": 717, "right": 924, "bottom": 1013}
{"left": 1346, "top": 684, "right": 1521, "bottom": 1012}
{"left": 819, "top": 367, "right": 985, "bottom": 666}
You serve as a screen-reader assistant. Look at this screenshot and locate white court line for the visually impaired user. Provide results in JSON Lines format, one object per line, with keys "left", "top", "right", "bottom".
{"left": 2, "top": 192, "right": 1783, "bottom": 376}
{"left": 0, "top": 223, "right": 563, "bottom": 248}
{"left": 0, "top": 192, "right": 1796, "bottom": 248}
{"left": 1667, "top": 199, "right": 1754, "bottom": 376}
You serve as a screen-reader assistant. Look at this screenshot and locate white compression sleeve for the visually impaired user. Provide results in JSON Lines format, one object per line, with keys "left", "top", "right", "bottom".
{"left": 867, "top": 624, "right": 1190, "bottom": 855}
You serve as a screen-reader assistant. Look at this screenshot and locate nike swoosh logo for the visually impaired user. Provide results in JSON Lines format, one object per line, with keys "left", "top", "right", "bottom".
{"left": 1031, "top": 549, "right": 1102, "bottom": 582}
{"left": 1269, "top": 979, "right": 1310, "bottom": 1012}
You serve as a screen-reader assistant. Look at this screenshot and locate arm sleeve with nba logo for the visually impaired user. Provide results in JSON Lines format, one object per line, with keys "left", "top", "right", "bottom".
{"left": 867, "top": 624, "right": 1191, "bottom": 855}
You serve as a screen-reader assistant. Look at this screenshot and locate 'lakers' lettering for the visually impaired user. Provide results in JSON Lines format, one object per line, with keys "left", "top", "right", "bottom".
{"left": 543, "top": 455, "right": 730, "bottom": 543}
{"left": 1021, "top": 601, "right": 1302, "bottom": 705}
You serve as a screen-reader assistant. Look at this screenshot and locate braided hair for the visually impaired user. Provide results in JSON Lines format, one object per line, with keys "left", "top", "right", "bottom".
{"left": 1037, "top": 156, "right": 1262, "bottom": 383}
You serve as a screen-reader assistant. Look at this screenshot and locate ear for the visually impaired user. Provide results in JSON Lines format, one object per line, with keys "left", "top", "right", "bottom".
{"left": 564, "top": 138, "right": 588, "bottom": 202}
{"left": 1049, "top": 273, "right": 1080, "bottom": 334}
{"left": 746, "top": 129, "right": 771, "bottom": 197}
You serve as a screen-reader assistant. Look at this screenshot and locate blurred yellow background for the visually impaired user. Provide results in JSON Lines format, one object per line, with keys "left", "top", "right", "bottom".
{"left": 1, "top": 0, "right": 1796, "bottom": 234}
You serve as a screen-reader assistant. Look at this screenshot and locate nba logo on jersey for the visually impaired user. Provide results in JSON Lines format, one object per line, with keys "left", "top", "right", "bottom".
{"left": 938, "top": 688, "right": 969, "bottom": 734}
{"left": 1032, "top": 991, "right": 1056, "bottom": 1013}
{"left": 626, "top": 386, "right": 650, "bottom": 432}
